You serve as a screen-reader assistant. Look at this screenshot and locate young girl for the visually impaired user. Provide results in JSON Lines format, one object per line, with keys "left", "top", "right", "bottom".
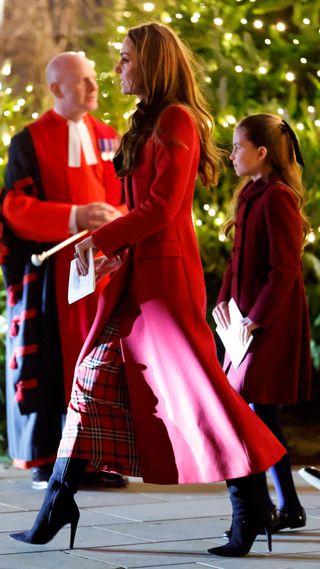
{"left": 213, "top": 113, "right": 312, "bottom": 535}
{"left": 10, "top": 28, "right": 285, "bottom": 557}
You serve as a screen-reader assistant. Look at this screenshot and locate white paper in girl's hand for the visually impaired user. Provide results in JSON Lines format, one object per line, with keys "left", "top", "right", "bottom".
{"left": 68, "top": 248, "right": 96, "bottom": 304}
{"left": 215, "top": 298, "right": 253, "bottom": 369}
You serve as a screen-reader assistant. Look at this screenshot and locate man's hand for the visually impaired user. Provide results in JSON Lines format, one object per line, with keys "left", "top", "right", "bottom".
{"left": 76, "top": 202, "right": 123, "bottom": 231}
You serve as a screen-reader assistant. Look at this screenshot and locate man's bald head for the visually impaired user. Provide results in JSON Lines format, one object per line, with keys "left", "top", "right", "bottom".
{"left": 46, "top": 52, "right": 88, "bottom": 85}
{"left": 46, "top": 51, "right": 98, "bottom": 121}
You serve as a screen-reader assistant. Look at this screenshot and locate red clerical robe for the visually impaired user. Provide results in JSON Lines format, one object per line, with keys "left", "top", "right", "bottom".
{"left": 2, "top": 110, "right": 124, "bottom": 467}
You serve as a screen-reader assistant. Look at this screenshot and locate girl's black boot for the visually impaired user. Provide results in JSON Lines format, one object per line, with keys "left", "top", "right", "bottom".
{"left": 9, "top": 458, "right": 86, "bottom": 549}
{"left": 208, "top": 473, "right": 272, "bottom": 557}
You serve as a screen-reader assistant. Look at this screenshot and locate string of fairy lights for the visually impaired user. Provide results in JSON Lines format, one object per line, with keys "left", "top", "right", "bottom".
{"left": 0, "top": 0, "right": 319, "bottom": 244}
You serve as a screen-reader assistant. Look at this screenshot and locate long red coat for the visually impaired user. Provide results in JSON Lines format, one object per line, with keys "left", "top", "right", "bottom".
{"left": 75, "top": 105, "right": 285, "bottom": 484}
{"left": 217, "top": 176, "right": 312, "bottom": 404}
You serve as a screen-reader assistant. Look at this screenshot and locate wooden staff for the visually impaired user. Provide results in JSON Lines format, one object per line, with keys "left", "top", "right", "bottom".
{"left": 31, "top": 230, "right": 89, "bottom": 267}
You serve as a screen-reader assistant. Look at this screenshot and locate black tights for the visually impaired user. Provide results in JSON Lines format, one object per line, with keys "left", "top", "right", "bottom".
{"left": 250, "top": 403, "right": 301, "bottom": 512}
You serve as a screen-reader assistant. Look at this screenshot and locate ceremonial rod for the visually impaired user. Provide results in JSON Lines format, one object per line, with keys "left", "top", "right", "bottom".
{"left": 31, "top": 230, "right": 89, "bottom": 267}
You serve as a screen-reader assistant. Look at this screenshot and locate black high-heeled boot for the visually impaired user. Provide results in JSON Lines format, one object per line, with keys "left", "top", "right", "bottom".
{"left": 208, "top": 473, "right": 272, "bottom": 557}
{"left": 10, "top": 458, "right": 87, "bottom": 549}
{"left": 223, "top": 504, "right": 277, "bottom": 540}
{"left": 222, "top": 471, "right": 276, "bottom": 539}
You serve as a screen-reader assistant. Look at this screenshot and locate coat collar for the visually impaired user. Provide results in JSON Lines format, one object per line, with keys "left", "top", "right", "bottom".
{"left": 240, "top": 172, "right": 283, "bottom": 202}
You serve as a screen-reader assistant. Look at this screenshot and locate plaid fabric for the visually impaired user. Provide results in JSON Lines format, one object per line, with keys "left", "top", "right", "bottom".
{"left": 57, "top": 310, "right": 141, "bottom": 476}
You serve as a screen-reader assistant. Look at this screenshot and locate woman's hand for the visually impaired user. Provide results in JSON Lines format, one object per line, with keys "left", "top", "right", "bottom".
{"left": 212, "top": 301, "right": 230, "bottom": 329}
{"left": 240, "top": 317, "right": 259, "bottom": 345}
{"left": 74, "top": 236, "right": 98, "bottom": 276}
{"left": 94, "top": 255, "right": 122, "bottom": 282}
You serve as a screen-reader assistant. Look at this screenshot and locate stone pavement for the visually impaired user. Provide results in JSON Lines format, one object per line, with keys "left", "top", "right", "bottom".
{"left": 0, "top": 463, "right": 319, "bottom": 569}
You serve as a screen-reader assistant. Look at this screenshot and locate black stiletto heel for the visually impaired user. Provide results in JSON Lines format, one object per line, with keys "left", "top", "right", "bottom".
{"left": 10, "top": 481, "right": 80, "bottom": 549}
{"left": 208, "top": 473, "right": 273, "bottom": 557}
{"left": 69, "top": 509, "right": 80, "bottom": 549}
{"left": 265, "top": 525, "right": 272, "bottom": 553}
{"left": 223, "top": 504, "right": 277, "bottom": 540}
{"left": 9, "top": 458, "right": 85, "bottom": 549}
{"left": 208, "top": 512, "right": 272, "bottom": 557}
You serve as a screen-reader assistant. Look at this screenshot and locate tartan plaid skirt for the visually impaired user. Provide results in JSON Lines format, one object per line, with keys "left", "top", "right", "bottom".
{"left": 57, "top": 310, "right": 141, "bottom": 476}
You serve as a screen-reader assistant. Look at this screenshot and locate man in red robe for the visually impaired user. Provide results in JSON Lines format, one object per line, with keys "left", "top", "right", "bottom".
{"left": 1, "top": 52, "right": 127, "bottom": 489}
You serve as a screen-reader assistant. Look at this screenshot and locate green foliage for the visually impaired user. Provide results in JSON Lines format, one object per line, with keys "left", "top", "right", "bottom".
{"left": 0, "top": 79, "right": 36, "bottom": 180}
{"left": 303, "top": 252, "right": 320, "bottom": 370}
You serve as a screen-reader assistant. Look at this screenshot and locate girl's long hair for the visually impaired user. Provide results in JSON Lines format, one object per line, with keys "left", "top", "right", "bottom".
{"left": 115, "top": 22, "right": 221, "bottom": 187}
{"left": 224, "top": 113, "right": 310, "bottom": 241}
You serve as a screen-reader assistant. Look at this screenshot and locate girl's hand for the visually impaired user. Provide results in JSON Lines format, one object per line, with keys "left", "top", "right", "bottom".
{"left": 212, "top": 301, "right": 231, "bottom": 330}
{"left": 240, "top": 317, "right": 259, "bottom": 345}
{"left": 74, "top": 236, "right": 98, "bottom": 276}
{"left": 94, "top": 255, "right": 122, "bottom": 282}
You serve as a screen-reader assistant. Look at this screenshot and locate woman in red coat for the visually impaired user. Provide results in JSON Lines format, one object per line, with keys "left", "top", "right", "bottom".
{"left": 213, "top": 113, "right": 312, "bottom": 536}
{"left": 10, "top": 25, "right": 286, "bottom": 557}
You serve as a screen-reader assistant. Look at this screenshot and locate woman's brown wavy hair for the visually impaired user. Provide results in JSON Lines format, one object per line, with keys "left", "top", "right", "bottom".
{"left": 114, "top": 22, "right": 221, "bottom": 187}
{"left": 224, "top": 113, "right": 310, "bottom": 243}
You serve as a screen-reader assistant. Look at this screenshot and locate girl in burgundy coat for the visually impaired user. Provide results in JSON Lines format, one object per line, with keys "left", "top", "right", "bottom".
{"left": 213, "top": 113, "right": 312, "bottom": 536}
{"left": 11, "top": 26, "right": 286, "bottom": 557}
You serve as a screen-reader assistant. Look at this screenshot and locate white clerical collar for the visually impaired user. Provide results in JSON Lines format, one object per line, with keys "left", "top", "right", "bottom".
{"left": 52, "top": 108, "right": 98, "bottom": 167}
{"left": 67, "top": 118, "right": 98, "bottom": 167}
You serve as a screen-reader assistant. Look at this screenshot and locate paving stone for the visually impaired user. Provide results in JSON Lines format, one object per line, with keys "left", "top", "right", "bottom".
{"left": 92, "top": 516, "right": 226, "bottom": 543}
{"left": 68, "top": 538, "right": 223, "bottom": 568}
{"left": 89, "top": 497, "right": 230, "bottom": 522}
{"left": 148, "top": 565, "right": 207, "bottom": 568}
{"left": 197, "top": 551, "right": 320, "bottom": 569}
{"left": 0, "top": 525, "right": 146, "bottom": 555}
{"left": 0, "top": 508, "right": 144, "bottom": 532}
{"left": 0, "top": 465, "right": 319, "bottom": 569}
{"left": 76, "top": 490, "right": 165, "bottom": 509}
{"left": 137, "top": 482, "right": 226, "bottom": 502}
{"left": 0, "top": 550, "right": 112, "bottom": 569}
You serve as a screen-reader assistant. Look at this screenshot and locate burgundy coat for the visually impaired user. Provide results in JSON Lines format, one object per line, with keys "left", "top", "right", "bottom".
{"left": 75, "top": 106, "right": 285, "bottom": 484}
{"left": 217, "top": 176, "right": 312, "bottom": 404}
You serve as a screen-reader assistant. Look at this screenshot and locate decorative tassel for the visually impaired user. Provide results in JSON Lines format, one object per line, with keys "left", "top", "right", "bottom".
{"left": 9, "top": 352, "right": 18, "bottom": 369}
{"left": 10, "top": 309, "right": 37, "bottom": 337}
{"left": 10, "top": 317, "right": 20, "bottom": 337}
{"left": 14, "top": 378, "right": 39, "bottom": 403}
{"left": 15, "top": 381, "right": 24, "bottom": 403}
{"left": 7, "top": 287, "right": 17, "bottom": 307}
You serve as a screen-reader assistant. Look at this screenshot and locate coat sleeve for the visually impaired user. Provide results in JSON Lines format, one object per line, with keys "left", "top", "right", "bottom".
{"left": 216, "top": 258, "right": 232, "bottom": 304}
{"left": 92, "top": 106, "right": 198, "bottom": 257}
{"left": 248, "top": 187, "right": 303, "bottom": 328}
{"left": 3, "top": 130, "right": 72, "bottom": 243}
